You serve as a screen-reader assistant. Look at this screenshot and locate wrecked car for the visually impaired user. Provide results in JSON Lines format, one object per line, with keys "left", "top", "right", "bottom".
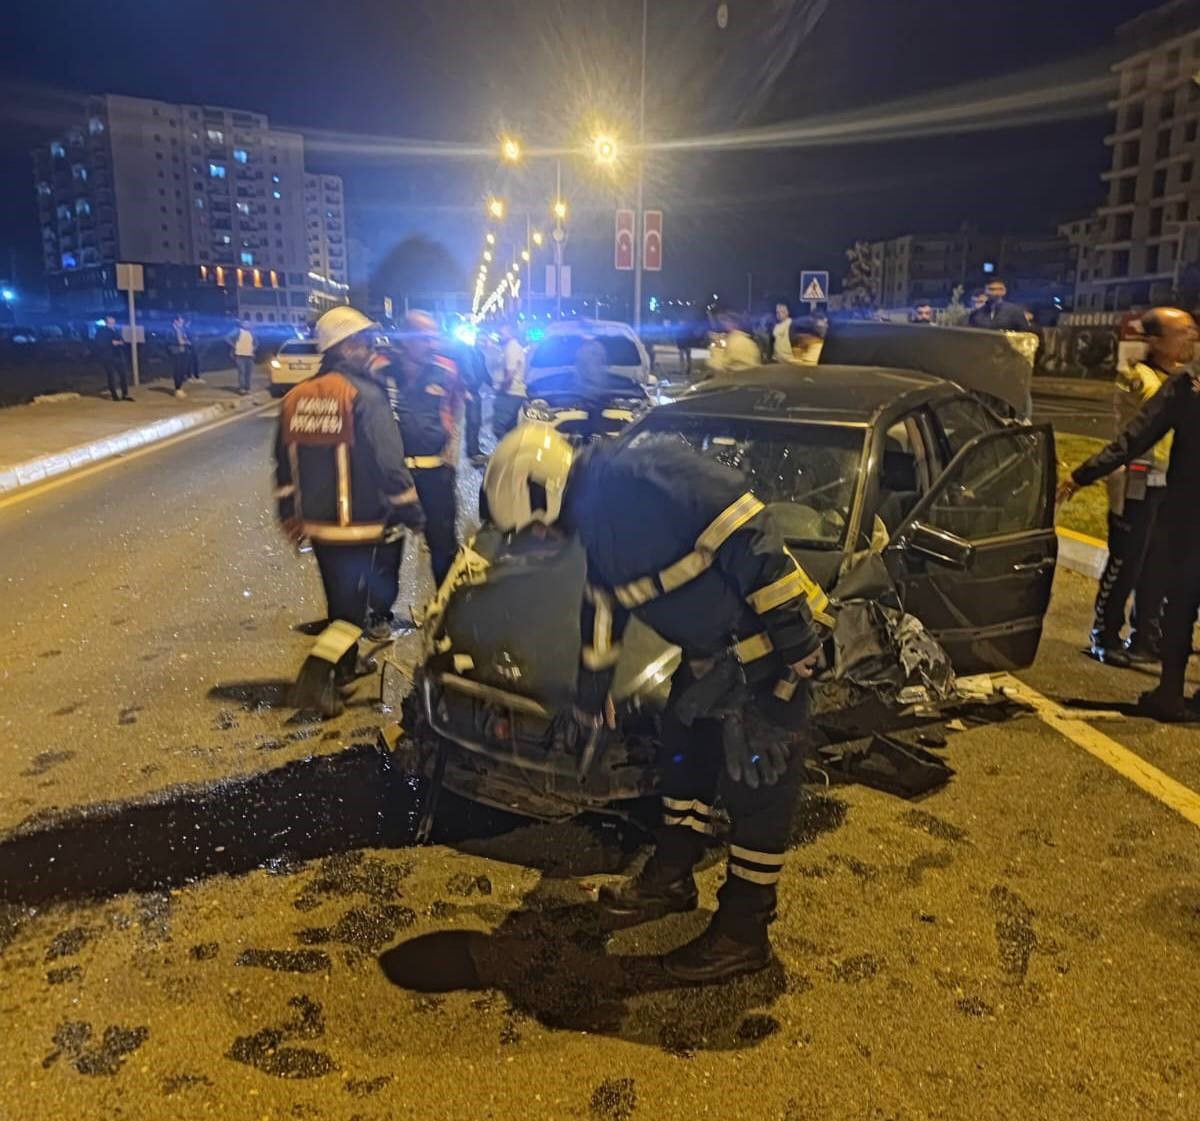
{"left": 394, "top": 325, "right": 1056, "bottom": 821}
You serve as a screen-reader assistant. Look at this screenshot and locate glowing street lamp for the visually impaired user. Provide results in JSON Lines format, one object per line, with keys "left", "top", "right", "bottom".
{"left": 485, "top": 232, "right": 496, "bottom": 246}
{"left": 483, "top": 250, "right": 493, "bottom": 262}
{"left": 532, "top": 230, "right": 544, "bottom": 247}
{"left": 593, "top": 133, "right": 618, "bottom": 165}
{"left": 501, "top": 136, "right": 522, "bottom": 163}
{"left": 521, "top": 249, "right": 530, "bottom": 262}
{"left": 553, "top": 199, "right": 567, "bottom": 221}
{"left": 487, "top": 197, "right": 506, "bottom": 220}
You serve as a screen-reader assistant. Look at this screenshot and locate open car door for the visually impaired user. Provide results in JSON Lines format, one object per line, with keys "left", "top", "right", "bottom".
{"left": 883, "top": 424, "right": 1057, "bottom": 675}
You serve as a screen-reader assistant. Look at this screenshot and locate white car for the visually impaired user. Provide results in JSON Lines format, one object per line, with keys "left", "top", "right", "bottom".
{"left": 269, "top": 339, "right": 322, "bottom": 397}
{"left": 526, "top": 320, "right": 651, "bottom": 385}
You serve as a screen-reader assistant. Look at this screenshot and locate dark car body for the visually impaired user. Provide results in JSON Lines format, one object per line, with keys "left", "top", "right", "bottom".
{"left": 399, "top": 342, "right": 1057, "bottom": 821}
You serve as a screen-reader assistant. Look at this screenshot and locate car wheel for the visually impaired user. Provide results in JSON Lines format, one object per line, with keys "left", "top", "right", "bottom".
{"left": 269, "top": 383, "right": 286, "bottom": 398}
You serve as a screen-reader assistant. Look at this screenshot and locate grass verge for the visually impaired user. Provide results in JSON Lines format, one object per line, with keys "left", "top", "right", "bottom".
{"left": 1054, "top": 432, "right": 1108, "bottom": 541}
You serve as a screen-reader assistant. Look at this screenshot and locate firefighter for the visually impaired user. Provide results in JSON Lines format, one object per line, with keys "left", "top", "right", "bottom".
{"left": 274, "top": 306, "right": 424, "bottom": 713}
{"left": 1086, "top": 307, "right": 1184, "bottom": 666}
{"left": 484, "top": 423, "right": 831, "bottom": 982}
{"left": 375, "top": 310, "right": 461, "bottom": 591}
{"left": 1059, "top": 308, "right": 1200, "bottom": 722}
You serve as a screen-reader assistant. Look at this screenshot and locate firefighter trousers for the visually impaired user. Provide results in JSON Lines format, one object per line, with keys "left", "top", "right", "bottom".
{"left": 312, "top": 542, "right": 398, "bottom": 676}
{"left": 1157, "top": 512, "right": 1200, "bottom": 700}
{"left": 651, "top": 667, "right": 804, "bottom": 938}
{"left": 413, "top": 465, "right": 459, "bottom": 589}
{"left": 1092, "top": 488, "right": 1167, "bottom": 650}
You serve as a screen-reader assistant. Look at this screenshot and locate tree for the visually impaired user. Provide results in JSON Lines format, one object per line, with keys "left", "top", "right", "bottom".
{"left": 371, "top": 236, "right": 465, "bottom": 312}
{"left": 841, "top": 241, "right": 879, "bottom": 316}
{"left": 941, "top": 284, "right": 968, "bottom": 327}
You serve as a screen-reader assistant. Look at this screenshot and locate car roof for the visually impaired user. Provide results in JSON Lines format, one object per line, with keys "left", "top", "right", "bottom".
{"left": 544, "top": 319, "right": 638, "bottom": 340}
{"left": 660, "top": 364, "right": 952, "bottom": 425}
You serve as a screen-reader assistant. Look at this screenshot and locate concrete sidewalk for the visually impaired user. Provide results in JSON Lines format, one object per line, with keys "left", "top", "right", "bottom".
{"left": 0, "top": 366, "right": 269, "bottom": 494}
{"left": 1032, "top": 375, "right": 1113, "bottom": 401}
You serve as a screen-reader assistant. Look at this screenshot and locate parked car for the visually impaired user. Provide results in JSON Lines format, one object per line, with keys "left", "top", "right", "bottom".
{"left": 397, "top": 327, "right": 1054, "bottom": 821}
{"left": 519, "top": 321, "right": 655, "bottom": 439}
{"left": 269, "top": 338, "right": 322, "bottom": 397}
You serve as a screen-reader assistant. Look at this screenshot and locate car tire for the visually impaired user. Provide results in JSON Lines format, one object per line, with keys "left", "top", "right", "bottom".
{"left": 269, "top": 383, "right": 287, "bottom": 398}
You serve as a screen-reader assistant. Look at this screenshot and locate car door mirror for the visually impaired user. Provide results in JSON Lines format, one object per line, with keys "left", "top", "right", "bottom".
{"left": 899, "top": 520, "right": 974, "bottom": 569}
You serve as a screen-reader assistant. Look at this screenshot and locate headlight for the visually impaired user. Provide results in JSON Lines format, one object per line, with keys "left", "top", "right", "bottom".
{"left": 270, "top": 358, "right": 281, "bottom": 369}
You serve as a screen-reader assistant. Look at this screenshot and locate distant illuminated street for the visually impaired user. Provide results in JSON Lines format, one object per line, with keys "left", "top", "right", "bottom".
{"left": 0, "top": 402, "right": 1198, "bottom": 1119}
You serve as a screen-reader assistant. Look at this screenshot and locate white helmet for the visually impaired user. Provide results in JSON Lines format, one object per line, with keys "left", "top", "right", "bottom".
{"left": 484, "top": 422, "right": 574, "bottom": 532}
{"left": 314, "top": 306, "right": 378, "bottom": 353}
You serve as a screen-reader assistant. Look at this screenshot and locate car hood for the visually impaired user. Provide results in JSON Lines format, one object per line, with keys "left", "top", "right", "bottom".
{"left": 820, "top": 320, "right": 1036, "bottom": 417}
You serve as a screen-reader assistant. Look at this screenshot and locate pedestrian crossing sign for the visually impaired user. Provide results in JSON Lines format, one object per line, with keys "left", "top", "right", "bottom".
{"left": 800, "top": 271, "right": 829, "bottom": 303}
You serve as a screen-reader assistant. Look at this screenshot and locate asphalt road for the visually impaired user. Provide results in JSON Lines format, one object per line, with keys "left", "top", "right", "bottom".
{"left": 2, "top": 406, "right": 1199, "bottom": 1120}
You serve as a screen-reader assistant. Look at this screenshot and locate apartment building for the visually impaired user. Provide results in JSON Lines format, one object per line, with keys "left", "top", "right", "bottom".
{"left": 1075, "top": 0, "right": 1200, "bottom": 310}
{"left": 304, "top": 174, "right": 349, "bottom": 316}
{"left": 856, "top": 228, "right": 1071, "bottom": 310}
{"left": 32, "top": 93, "right": 346, "bottom": 324}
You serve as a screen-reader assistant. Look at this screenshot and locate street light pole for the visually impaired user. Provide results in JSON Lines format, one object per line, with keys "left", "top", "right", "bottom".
{"left": 555, "top": 158, "right": 564, "bottom": 319}
{"left": 633, "top": 0, "right": 648, "bottom": 333}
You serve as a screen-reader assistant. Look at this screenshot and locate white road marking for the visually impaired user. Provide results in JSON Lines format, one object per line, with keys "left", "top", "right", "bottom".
{"left": 1000, "top": 674, "right": 1200, "bottom": 830}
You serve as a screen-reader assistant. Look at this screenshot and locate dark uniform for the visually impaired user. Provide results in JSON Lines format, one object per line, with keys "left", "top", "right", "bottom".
{"left": 563, "top": 435, "right": 832, "bottom": 943}
{"left": 968, "top": 300, "right": 1029, "bottom": 331}
{"left": 378, "top": 352, "right": 461, "bottom": 589}
{"left": 1089, "top": 361, "right": 1171, "bottom": 660}
{"left": 94, "top": 323, "right": 130, "bottom": 400}
{"left": 457, "top": 342, "right": 489, "bottom": 461}
{"left": 1072, "top": 372, "right": 1200, "bottom": 715}
{"left": 274, "top": 359, "right": 423, "bottom": 676}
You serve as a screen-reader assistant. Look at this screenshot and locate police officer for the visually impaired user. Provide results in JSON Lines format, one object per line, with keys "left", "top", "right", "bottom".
{"left": 274, "top": 306, "right": 424, "bottom": 713}
{"left": 456, "top": 332, "right": 490, "bottom": 468}
{"left": 1059, "top": 307, "right": 1200, "bottom": 722}
{"left": 379, "top": 310, "right": 461, "bottom": 590}
{"left": 1085, "top": 307, "right": 1183, "bottom": 666}
{"left": 484, "top": 423, "right": 831, "bottom": 982}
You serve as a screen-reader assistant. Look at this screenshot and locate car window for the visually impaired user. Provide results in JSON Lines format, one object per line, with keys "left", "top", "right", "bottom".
{"left": 630, "top": 418, "right": 865, "bottom": 549}
{"left": 922, "top": 428, "right": 1050, "bottom": 540}
{"left": 531, "top": 334, "right": 641, "bottom": 368}
{"left": 876, "top": 413, "right": 932, "bottom": 533}
{"left": 933, "top": 396, "right": 995, "bottom": 458}
{"left": 280, "top": 342, "right": 319, "bottom": 356}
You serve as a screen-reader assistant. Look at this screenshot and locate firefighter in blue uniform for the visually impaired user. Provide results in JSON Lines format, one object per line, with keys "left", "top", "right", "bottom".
{"left": 374, "top": 311, "right": 462, "bottom": 592}
{"left": 274, "top": 306, "right": 424, "bottom": 714}
{"left": 484, "top": 423, "right": 832, "bottom": 982}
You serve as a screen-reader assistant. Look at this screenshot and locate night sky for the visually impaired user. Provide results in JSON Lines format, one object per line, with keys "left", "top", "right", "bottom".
{"left": 0, "top": 0, "right": 1166, "bottom": 306}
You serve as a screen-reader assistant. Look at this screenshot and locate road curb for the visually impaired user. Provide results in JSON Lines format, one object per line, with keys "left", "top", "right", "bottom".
{"left": 1056, "top": 527, "right": 1107, "bottom": 580}
{"left": 0, "top": 399, "right": 248, "bottom": 496}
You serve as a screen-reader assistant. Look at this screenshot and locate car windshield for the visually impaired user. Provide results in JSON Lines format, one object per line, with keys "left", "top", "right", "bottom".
{"left": 530, "top": 334, "right": 641, "bottom": 369}
{"left": 629, "top": 417, "right": 865, "bottom": 549}
{"left": 280, "top": 342, "right": 319, "bottom": 356}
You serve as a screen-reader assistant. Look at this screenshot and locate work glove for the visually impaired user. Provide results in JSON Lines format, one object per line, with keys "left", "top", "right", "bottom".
{"left": 673, "top": 653, "right": 748, "bottom": 727}
{"left": 720, "top": 709, "right": 791, "bottom": 790}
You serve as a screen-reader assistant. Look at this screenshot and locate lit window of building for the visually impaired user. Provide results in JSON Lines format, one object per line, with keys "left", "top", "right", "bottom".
{"left": 50, "top": 141, "right": 65, "bottom": 158}
{"left": 233, "top": 148, "right": 248, "bottom": 164}
{"left": 61, "top": 252, "right": 77, "bottom": 269}
{"left": 209, "top": 163, "right": 226, "bottom": 179}
{"left": 206, "top": 128, "right": 225, "bottom": 145}
{"left": 88, "top": 117, "right": 105, "bottom": 136}
{"left": 273, "top": 190, "right": 282, "bottom": 200}
{"left": 75, "top": 198, "right": 91, "bottom": 216}
{"left": 240, "top": 251, "right": 254, "bottom": 266}
{"left": 72, "top": 164, "right": 88, "bottom": 182}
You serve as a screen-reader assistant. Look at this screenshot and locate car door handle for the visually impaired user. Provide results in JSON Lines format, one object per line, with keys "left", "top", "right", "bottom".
{"left": 1011, "top": 559, "right": 1052, "bottom": 573}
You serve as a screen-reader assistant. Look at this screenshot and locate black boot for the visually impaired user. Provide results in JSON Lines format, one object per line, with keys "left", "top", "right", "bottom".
{"left": 661, "top": 916, "right": 771, "bottom": 983}
{"left": 1139, "top": 688, "right": 1188, "bottom": 723}
{"left": 1087, "top": 635, "right": 1132, "bottom": 668}
{"left": 597, "top": 826, "right": 704, "bottom": 923}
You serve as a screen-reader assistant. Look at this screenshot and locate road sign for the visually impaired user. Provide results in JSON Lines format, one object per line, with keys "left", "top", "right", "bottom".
{"left": 560, "top": 265, "right": 572, "bottom": 298}
{"left": 643, "top": 210, "right": 663, "bottom": 272}
{"left": 115, "top": 263, "right": 144, "bottom": 387}
{"left": 800, "top": 270, "right": 828, "bottom": 303}
{"left": 615, "top": 209, "right": 635, "bottom": 271}
{"left": 545, "top": 264, "right": 572, "bottom": 297}
{"left": 115, "top": 263, "right": 144, "bottom": 292}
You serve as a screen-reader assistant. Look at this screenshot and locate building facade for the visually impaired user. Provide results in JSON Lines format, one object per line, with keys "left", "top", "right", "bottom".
{"left": 1075, "top": 1, "right": 1200, "bottom": 310}
{"left": 855, "top": 228, "right": 1072, "bottom": 311}
{"left": 32, "top": 93, "right": 347, "bottom": 324}
{"left": 304, "top": 174, "right": 348, "bottom": 317}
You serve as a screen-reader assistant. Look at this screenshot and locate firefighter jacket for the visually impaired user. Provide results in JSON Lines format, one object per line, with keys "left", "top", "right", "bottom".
{"left": 378, "top": 354, "right": 460, "bottom": 469}
{"left": 274, "top": 363, "right": 422, "bottom": 545}
{"left": 561, "top": 435, "right": 833, "bottom": 715}
{"left": 1107, "top": 360, "right": 1173, "bottom": 515}
{"left": 1074, "top": 371, "right": 1200, "bottom": 522}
